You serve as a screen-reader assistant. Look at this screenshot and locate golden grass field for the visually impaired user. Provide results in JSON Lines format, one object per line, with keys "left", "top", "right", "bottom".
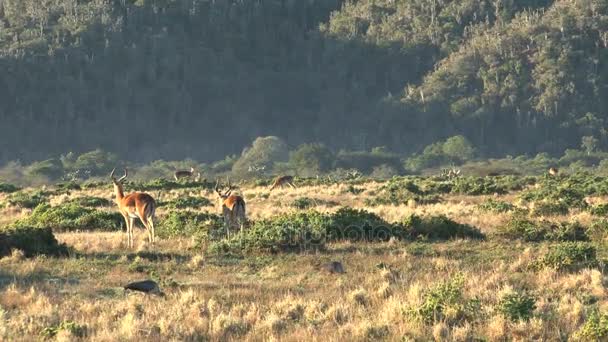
{"left": 0, "top": 180, "right": 606, "bottom": 341}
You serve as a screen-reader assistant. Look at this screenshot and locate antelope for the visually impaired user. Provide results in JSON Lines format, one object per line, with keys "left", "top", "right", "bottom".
{"left": 215, "top": 179, "right": 246, "bottom": 237}
{"left": 548, "top": 167, "right": 559, "bottom": 176}
{"left": 174, "top": 167, "right": 201, "bottom": 181}
{"left": 110, "top": 168, "right": 156, "bottom": 248}
{"left": 269, "top": 175, "right": 296, "bottom": 191}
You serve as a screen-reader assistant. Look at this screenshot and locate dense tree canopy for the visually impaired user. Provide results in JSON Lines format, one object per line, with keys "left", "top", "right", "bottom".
{"left": 0, "top": 0, "right": 605, "bottom": 163}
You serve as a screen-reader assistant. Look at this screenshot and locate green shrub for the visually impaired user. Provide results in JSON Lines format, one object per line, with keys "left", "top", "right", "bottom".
{"left": 66, "top": 196, "right": 112, "bottom": 208}
{"left": 40, "top": 320, "right": 87, "bottom": 339}
{"left": 291, "top": 197, "right": 315, "bottom": 210}
{"left": 288, "top": 143, "right": 335, "bottom": 177}
{"left": 411, "top": 274, "right": 479, "bottom": 324}
{"left": 539, "top": 242, "right": 597, "bottom": 271}
{"left": 530, "top": 201, "right": 569, "bottom": 217}
{"left": 477, "top": 199, "right": 515, "bottom": 213}
{"left": 130, "top": 178, "right": 210, "bottom": 191}
{"left": 157, "top": 211, "right": 223, "bottom": 240}
{"left": 210, "top": 211, "right": 331, "bottom": 254}
{"left": 0, "top": 182, "right": 20, "bottom": 193}
{"left": 398, "top": 214, "right": 484, "bottom": 240}
{"left": 451, "top": 177, "right": 506, "bottom": 195}
{"left": 497, "top": 292, "right": 536, "bottom": 322}
{"left": 329, "top": 207, "right": 394, "bottom": 241}
{"left": 589, "top": 204, "right": 608, "bottom": 216}
{"left": 54, "top": 181, "right": 82, "bottom": 193}
{"left": 496, "top": 216, "right": 544, "bottom": 241}
{"left": 26, "top": 158, "right": 64, "bottom": 180}
{"left": 7, "top": 191, "right": 50, "bottom": 209}
{"left": 0, "top": 225, "right": 68, "bottom": 257}
{"left": 366, "top": 178, "right": 441, "bottom": 206}
{"left": 575, "top": 309, "right": 608, "bottom": 340}
{"left": 290, "top": 197, "right": 338, "bottom": 210}
{"left": 587, "top": 219, "right": 608, "bottom": 242}
{"left": 161, "top": 196, "right": 212, "bottom": 209}
{"left": 496, "top": 216, "right": 588, "bottom": 242}
{"left": 13, "top": 204, "right": 123, "bottom": 231}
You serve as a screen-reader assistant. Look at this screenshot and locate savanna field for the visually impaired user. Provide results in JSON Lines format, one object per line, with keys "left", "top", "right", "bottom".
{"left": 0, "top": 173, "right": 607, "bottom": 341}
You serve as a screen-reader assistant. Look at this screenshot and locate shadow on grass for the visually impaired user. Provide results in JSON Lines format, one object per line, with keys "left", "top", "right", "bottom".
{"left": 75, "top": 250, "right": 191, "bottom": 264}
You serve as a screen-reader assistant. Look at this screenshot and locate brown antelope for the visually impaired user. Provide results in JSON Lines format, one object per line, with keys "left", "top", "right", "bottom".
{"left": 215, "top": 179, "right": 246, "bottom": 236}
{"left": 110, "top": 168, "right": 156, "bottom": 248}
{"left": 269, "top": 175, "right": 296, "bottom": 191}
{"left": 174, "top": 167, "right": 201, "bottom": 181}
{"left": 548, "top": 167, "right": 559, "bottom": 176}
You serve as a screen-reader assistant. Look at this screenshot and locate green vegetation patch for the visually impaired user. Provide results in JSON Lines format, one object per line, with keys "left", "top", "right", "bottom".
{"left": 129, "top": 178, "right": 211, "bottom": 191}
{"left": 477, "top": 199, "right": 516, "bottom": 213}
{"left": 497, "top": 292, "right": 536, "bottom": 322}
{"left": 65, "top": 196, "right": 112, "bottom": 208}
{"left": 157, "top": 211, "right": 223, "bottom": 242}
{"left": 398, "top": 214, "right": 484, "bottom": 240}
{"left": 410, "top": 274, "right": 479, "bottom": 324}
{"left": 7, "top": 190, "right": 50, "bottom": 209}
{"left": 0, "top": 183, "right": 20, "bottom": 193}
{"left": 496, "top": 215, "right": 588, "bottom": 242}
{"left": 13, "top": 204, "right": 123, "bottom": 232}
{"left": 0, "top": 225, "right": 68, "bottom": 258}
{"left": 160, "top": 196, "right": 212, "bottom": 209}
{"left": 538, "top": 242, "right": 597, "bottom": 271}
{"left": 575, "top": 309, "right": 608, "bottom": 340}
{"left": 290, "top": 197, "right": 339, "bottom": 210}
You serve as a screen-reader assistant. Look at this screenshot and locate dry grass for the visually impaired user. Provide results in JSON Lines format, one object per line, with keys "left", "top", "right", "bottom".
{"left": 0, "top": 181, "right": 606, "bottom": 341}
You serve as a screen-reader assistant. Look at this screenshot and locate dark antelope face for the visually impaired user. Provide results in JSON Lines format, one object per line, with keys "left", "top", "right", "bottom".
{"left": 215, "top": 179, "right": 235, "bottom": 200}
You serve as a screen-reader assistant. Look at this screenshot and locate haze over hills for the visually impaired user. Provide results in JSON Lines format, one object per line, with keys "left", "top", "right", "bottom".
{"left": 0, "top": 0, "right": 606, "bottom": 163}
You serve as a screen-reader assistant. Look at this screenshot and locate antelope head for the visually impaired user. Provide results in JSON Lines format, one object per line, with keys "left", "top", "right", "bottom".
{"left": 215, "top": 179, "right": 235, "bottom": 200}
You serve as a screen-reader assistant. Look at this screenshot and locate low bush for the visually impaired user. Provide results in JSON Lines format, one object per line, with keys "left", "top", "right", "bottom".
{"left": 40, "top": 321, "right": 87, "bottom": 339}
{"left": 589, "top": 204, "right": 608, "bottom": 216}
{"left": 575, "top": 309, "right": 608, "bottom": 340}
{"left": 0, "top": 182, "right": 20, "bottom": 193}
{"left": 13, "top": 203, "right": 123, "bottom": 231}
{"left": 130, "top": 178, "right": 211, "bottom": 191}
{"left": 0, "top": 225, "right": 68, "bottom": 257}
{"left": 7, "top": 190, "right": 50, "bottom": 209}
{"left": 451, "top": 177, "right": 507, "bottom": 195}
{"left": 329, "top": 207, "right": 394, "bottom": 241}
{"left": 410, "top": 274, "right": 479, "bottom": 324}
{"left": 160, "top": 196, "right": 212, "bottom": 209}
{"left": 587, "top": 219, "right": 608, "bottom": 242}
{"left": 497, "top": 292, "right": 536, "bottom": 322}
{"left": 496, "top": 216, "right": 588, "bottom": 242}
{"left": 398, "top": 214, "right": 484, "bottom": 240}
{"left": 477, "top": 199, "right": 515, "bottom": 213}
{"left": 538, "top": 242, "right": 597, "bottom": 271}
{"left": 289, "top": 197, "right": 339, "bottom": 210}
{"left": 530, "top": 201, "right": 569, "bottom": 217}
{"left": 66, "top": 196, "right": 112, "bottom": 208}
{"left": 157, "top": 211, "right": 223, "bottom": 241}
{"left": 209, "top": 211, "right": 331, "bottom": 254}
{"left": 366, "top": 178, "right": 441, "bottom": 206}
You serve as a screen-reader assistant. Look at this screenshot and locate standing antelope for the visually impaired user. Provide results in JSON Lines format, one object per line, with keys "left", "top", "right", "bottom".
{"left": 548, "top": 167, "right": 559, "bottom": 176}
{"left": 269, "top": 175, "right": 296, "bottom": 191}
{"left": 215, "top": 179, "right": 246, "bottom": 237}
{"left": 174, "top": 167, "right": 201, "bottom": 181}
{"left": 110, "top": 168, "right": 156, "bottom": 248}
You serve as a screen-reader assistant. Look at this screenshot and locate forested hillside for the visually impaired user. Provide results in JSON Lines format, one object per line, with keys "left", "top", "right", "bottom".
{"left": 0, "top": 0, "right": 606, "bottom": 162}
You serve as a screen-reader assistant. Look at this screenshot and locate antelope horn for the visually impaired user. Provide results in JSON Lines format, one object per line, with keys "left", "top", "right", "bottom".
{"left": 118, "top": 168, "right": 128, "bottom": 182}
{"left": 110, "top": 168, "right": 116, "bottom": 180}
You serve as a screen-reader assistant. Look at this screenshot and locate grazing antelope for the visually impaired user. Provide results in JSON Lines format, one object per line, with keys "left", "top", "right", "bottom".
{"left": 215, "top": 179, "right": 246, "bottom": 237}
{"left": 174, "top": 167, "right": 200, "bottom": 181}
{"left": 548, "top": 167, "right": 559, "bottom": 176}
{"left": 269, "top": 175, "right": 296, "bottom": 191}
{"left": 110, "top": 168, "right": 156, "bottom": 248}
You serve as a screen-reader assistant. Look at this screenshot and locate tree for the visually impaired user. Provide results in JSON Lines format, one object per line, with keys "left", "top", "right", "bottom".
{"left": 288, "top": 143, "right": 334, "bottom": 177}
{"left": 581, "top": 136, "right": 598, "bottom": 155}
{"left": 232, "top": 136, "right": 289, "bottom": 178}
{"left": 442, "top": 136, "right": 476, "bottom": 163}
